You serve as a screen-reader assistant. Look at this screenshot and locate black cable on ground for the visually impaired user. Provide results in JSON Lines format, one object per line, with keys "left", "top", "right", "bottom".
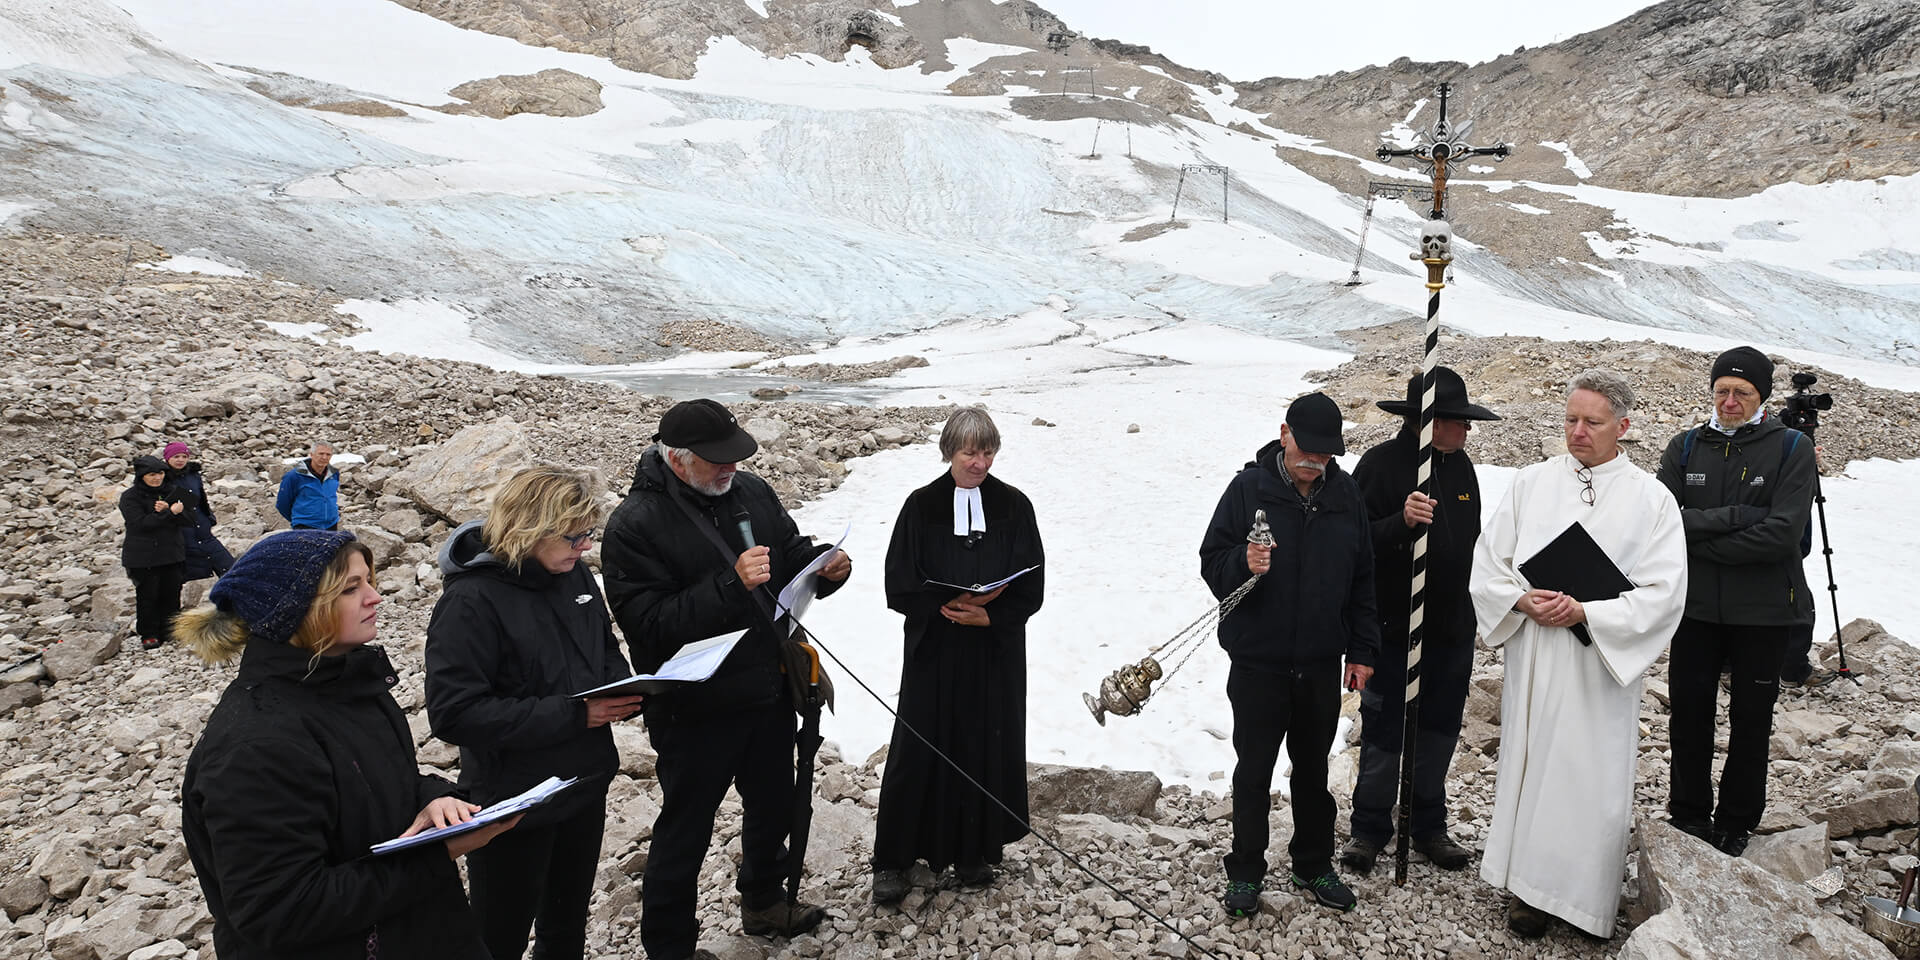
{"left": 794, "top": 621, "right": 1230, "bottom": 960}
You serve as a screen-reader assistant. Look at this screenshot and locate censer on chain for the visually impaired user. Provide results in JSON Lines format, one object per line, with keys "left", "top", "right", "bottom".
{"left": 1083, "top": 509, "right": 1274, "bottom": 725}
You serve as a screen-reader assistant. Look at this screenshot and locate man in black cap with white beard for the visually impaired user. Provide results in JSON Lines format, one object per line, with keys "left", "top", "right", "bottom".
{"left": 1341, "top": 367, "right": 1500, "bottom": 876}
{"left": 1655, "top": 346, "right": 1816, "bottom": 857}
{"left": 1200, "top": 392, "right": 1379, "bottom": 916}
{"left": 601, "top": 398, "right": 852, "bottom": 960}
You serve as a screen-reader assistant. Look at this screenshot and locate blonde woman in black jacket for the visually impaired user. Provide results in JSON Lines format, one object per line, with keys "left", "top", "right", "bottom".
{"left": 180, "top": 530, "right": 516, "bottom": 960}
{"left": 426, "top": 465, "right": 641, "bottom": 960}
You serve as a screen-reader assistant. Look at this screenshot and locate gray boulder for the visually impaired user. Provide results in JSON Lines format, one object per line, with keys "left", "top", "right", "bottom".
{"left": 1817, "top": 787, "right": 1920, "bottom": 838}
{"left": 1027, "top": 763, "right": 1161, "bottom": 819}
{"left": 40, "top": 632, "right": 120, "bottom": 682}
{"left": 386, "top": 418, "right": 534, "bottom": 525}
{"left": 1742, "top": 822, "right": 1831, "bottom": 884}
{"left": 1621, "top": 818, "right": 1895, "bottom": 960}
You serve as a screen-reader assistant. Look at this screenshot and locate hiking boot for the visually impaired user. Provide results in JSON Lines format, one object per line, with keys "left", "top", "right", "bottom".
{"left": 1413, "top": 833, "right": 1473, "bottom": 871}
{"left": 1671, "top": 817, "right": 1713, "bottom": 843}
{"left": 141, "top": 636, "right": 165, "bottom": 650}
{"left": 871, "top": 869, "right": 910, "bottom": 906}
{"left": 740, "top": 899, "right": 825, "bottom": 938}
{"left": 1507, "top": 896, "right": 1549, "bottom": 938}
{"left": 1712, "top": 827, "right": 1750, "bottom": 857}
{"left": 1221, "top": 879, "right": 1261, "bottom": 918}
{"left": 1290, "top": 869, "right": 1357, "bottom": 911}
{"left": 954, "top": 862, "right": 993, "bottom": 888}
{"left": 1338, "top": 836, "right": 1382, "bottom": 875}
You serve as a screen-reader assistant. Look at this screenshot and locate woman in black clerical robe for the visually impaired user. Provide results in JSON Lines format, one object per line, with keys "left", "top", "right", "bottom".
{"left": 871, "top": 406, "right": 1045, "bottom": 905}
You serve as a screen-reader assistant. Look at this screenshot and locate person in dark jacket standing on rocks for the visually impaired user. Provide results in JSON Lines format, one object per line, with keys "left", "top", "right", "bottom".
{"left": 1340, "top": 368, "right": 1498, "bottom": 875}
{"left": 601, "top": 399, "right": 852, "bottom": 960}
{"left": 164, "top": 441, "right": 234, "bottom": 580}
{"left": 1200, "top": 392, "right": 1378, "bottom": 917}
{"left": 277, "top": 441, "right": 341, "bottom": 530}
{"left": 1656, "top": 346, "right": 1817, "bottom": 856}
{"left": 179, "top": 530, "right": 516, "bottom": 960}
{"left": 871, "top": 407, "right": 1044, "bottom": 906}
{"left": 426, "top": 465, "right": 643, "bottom": 960}
{"left": 120, "top": 454, "right": 193, "bottom": 649}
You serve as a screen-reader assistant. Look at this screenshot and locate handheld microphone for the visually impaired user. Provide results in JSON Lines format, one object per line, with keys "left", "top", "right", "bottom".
{"left": 734, "top": 507, "right": 756, "bottom": 550}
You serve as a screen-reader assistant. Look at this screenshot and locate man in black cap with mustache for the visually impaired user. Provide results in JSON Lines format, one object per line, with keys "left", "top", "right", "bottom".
{"left": 1201, "top": 392, "right": 1379, "bottom": 916}
{"left": 1339, "top": 367, "right": 1501, "bottom": 876}
{"left": 601, "top": 398, "right": 852, "bottom": 960}
{"left": 1655, "top": 346, "right": 1816, "bottom": 857}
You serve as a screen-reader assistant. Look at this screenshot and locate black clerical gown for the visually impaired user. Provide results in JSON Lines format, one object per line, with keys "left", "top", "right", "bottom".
{"left": 873, "top": 471, "right": 1045, "bottom": 871}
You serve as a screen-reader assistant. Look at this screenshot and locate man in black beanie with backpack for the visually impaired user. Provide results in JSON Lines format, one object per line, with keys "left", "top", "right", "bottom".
{"left": 1655, "top": 346, "right": 1817, "bottom": 856}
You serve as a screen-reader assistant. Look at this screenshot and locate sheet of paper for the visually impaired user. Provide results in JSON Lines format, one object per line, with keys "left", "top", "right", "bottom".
{"left": 570, "top": 629, "right": 748, "bottom": 698}
{"left": 369, "top": 775, "right": 578, "bottom": 855}
{"left": 925, "top": 563, "right": 1041, "bottom": 595}
{"left": 775, "top": 522, "right": 851, "bottom": 621}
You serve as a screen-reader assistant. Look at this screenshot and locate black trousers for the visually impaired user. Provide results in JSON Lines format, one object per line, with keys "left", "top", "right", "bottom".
{"left": 641, "top": 703, "right": 796, "bottom": 960}
{"left": 1349, "top": 726, "right": 1457, "bottom": 846}
{"left": 468, "top": 801, "right": 607, "bottom": 960}
{"left": 127, "top": 564, "right": 183, "bottom": 641}
{"left": 1224, "top": 661, "right": 1341, "bottom": 883}
{"left": 1781, "top": 621, "right": 1815, "bottom": 681}
{"left": 1668, "top": 617, "right": 1787, "bottom": 835}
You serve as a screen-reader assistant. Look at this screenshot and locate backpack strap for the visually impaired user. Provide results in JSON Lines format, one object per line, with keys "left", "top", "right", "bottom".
{"left": 1681, "top": 426, "right": 1701, "bottom": 470}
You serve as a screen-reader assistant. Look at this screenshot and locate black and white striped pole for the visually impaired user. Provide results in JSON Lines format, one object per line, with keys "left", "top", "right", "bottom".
{"left": 1375, "top": 82, "right": 1508, "bottom": 886}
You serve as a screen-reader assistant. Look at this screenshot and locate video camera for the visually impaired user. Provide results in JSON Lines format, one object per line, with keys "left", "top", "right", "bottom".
{"left": 1780, "top": 371, "right": 1833, "bottom": 434}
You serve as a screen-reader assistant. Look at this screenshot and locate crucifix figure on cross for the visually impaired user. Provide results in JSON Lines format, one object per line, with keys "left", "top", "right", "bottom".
{"left": 1371, "top": 81, "right": 1509, "bottom": 888}
{"left": 1376, "top": 81, "right": 1510, "bottom": 224}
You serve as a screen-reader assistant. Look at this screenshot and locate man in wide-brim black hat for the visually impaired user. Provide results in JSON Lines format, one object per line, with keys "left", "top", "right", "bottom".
{"left": 1340, "top": 367, "right": 1500, "bottom": 876}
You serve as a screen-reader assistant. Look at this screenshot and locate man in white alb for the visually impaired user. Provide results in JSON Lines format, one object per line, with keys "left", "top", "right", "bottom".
{"left": 1469, "top": 369, "right": 1688, "bottom": 939}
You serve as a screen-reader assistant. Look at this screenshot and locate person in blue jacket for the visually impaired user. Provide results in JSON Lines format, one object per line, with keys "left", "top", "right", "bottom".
{"left": 277, "top": 441, "right": 341, "bottom": 530}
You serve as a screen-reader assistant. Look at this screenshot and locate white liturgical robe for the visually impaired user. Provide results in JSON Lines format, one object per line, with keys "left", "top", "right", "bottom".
{"left": 1470, "top": 453, "right": 1687, "bottom": 938}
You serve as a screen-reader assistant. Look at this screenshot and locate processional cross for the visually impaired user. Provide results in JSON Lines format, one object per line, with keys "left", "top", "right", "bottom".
{"left": 1372, "top": 81, "right": 1508, "bottom": 886}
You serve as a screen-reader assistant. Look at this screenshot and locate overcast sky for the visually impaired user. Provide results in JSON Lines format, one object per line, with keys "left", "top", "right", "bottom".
{"left": 1033, "top": 0, "right": 1662, "bottom": 81}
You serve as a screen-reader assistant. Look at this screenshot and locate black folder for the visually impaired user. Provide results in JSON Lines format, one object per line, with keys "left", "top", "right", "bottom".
{"left": 1518, "top": 521, "right": 1636, "bottom": 647}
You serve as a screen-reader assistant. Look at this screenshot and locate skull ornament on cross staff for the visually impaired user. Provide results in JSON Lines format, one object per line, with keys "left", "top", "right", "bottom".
{"left": 1413, "top": 219, "right": 1453, "bottom": 262}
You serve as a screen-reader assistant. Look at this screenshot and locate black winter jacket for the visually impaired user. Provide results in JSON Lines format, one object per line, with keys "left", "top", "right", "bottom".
{"left": 426, "top": 520, "right": 633, "bottom": 827}
{"left": 181, "top": 641, "right": 487, "bottom": 960}
{"left": 601, "top": 447, "right": 842, "bottom": 721}
{"left": 1351, "top": 431, "right": 1481, "bottom": 742}
{"left": 169, "top": 462, "right": 234, "bottom": 579}
{"left": 1353, "top": 431, "right": 1481, "bottom": 675}
{"left": 1200, "top": 439, "right": 1380, "bottom": 673}
{"left": 1655, "top": 415, "right": 1816, "bottom": 626}
{"left": 119, "top": 463, "right": 191, "bottom": 569}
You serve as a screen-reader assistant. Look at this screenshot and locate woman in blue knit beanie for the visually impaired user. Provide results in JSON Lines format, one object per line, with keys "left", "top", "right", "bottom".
{"left": 177, "top": 530, "right": 517, "bottom": 960}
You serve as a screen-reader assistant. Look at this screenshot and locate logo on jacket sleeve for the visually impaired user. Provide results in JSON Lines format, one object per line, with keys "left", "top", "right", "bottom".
{"left": 575, "top": 594, "right": 592, "bottom": 604}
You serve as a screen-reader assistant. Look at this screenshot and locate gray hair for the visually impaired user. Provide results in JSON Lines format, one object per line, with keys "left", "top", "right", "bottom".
{"left": 661, "top": 444, "right": 691, "bottom": 467}
{"left": 938, "top": 406, "right": 1001, "bottom": 460}
{"left": 310, "top": 441, "right": 335, "bottom": 454}
{"left": 1567, "top": 369, "right": 1635, "bottom": 418}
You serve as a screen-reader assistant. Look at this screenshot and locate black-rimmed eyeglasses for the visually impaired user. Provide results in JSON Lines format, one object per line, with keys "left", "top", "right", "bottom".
{"left": 1575, "top": 466, "right": 1595, "bottom": 506}
{"left": 565, "top": 529, "right": 598, "bottom": 549}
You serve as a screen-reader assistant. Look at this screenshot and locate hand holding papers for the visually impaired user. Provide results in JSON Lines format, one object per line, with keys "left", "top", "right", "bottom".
{"left": 572, "top": 629, "right": 748, "bottom": 699}
{"left": 925, "top": 563, "right": 1040, "bottom": 596}
{"left": 370, "top": 777, "right": 576, "bottom": 855}
{"left": 775, "top": 523, "right": 851, "bottom": 622}
{"left": 1518, "top": 522, "right": 1636, "bottom": 647}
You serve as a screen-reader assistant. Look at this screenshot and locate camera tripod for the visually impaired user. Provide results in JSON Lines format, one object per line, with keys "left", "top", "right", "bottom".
{"left": 1782, "top": 373, "right": 1860, "bottom": 687}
